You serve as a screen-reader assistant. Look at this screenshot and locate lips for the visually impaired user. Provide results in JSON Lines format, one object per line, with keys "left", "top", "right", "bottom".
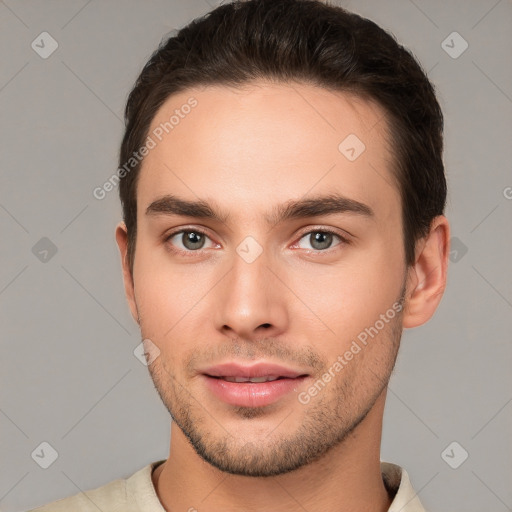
{"left": 200, "top": 361, "right": 310, "bottom": 407}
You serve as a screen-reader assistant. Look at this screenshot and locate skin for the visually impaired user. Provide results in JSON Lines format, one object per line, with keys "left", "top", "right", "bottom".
{"left": 115, "top": 81, "right": 450, "bottom": 512}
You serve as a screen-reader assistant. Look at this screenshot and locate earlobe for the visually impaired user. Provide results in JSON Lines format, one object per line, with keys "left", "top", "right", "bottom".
{"left": 402, "top": 215, "right": 450, "bottom": 329}
{"left": 115, "top": 222, "right": 139, "bottom": 326}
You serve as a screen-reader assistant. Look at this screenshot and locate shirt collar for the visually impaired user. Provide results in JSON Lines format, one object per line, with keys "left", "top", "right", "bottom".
{"left": 381, "top": 461, "right": 427, "bottom": 512}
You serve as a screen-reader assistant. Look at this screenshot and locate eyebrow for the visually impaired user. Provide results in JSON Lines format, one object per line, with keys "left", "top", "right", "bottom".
{"left": 145, "top": 193, "right": 374, "bottom": 226}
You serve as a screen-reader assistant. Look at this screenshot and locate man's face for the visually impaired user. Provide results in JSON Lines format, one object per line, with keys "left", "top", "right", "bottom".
{"left": 123, "top": 82, "right": 409, "bottom": 476}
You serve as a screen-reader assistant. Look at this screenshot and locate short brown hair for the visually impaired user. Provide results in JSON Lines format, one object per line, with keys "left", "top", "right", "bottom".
{"left": 118, "top": 0, "right": 446, "bottom": 275}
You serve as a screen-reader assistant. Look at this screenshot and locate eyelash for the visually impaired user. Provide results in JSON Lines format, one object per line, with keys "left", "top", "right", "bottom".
{"left": 163, "top": 227, "right": 350, "bottom": 257}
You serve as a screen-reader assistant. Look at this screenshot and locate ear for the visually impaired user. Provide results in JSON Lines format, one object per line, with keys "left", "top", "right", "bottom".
{"left": 115, "top": 221, "right": 139, "bottom": 326}
{"left": 402, "top": 215, "right": 450, "bottom": 328}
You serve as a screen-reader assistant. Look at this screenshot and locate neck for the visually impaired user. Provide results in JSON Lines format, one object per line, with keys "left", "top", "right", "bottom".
{"left": 153, "top": 391, "right": 392, "bottom": 512}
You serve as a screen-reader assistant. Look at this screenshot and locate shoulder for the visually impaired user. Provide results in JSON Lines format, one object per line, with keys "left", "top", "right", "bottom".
{"left": 27, "top": 460, "right": 165, "bottom": 512}
{"left": 27, "top": 477, "right": 126, "bottom": 512}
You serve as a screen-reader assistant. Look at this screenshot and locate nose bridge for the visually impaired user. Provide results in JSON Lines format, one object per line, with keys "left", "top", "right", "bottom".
{"left": 215, "top": 241, "right": 288, "bottom": 338}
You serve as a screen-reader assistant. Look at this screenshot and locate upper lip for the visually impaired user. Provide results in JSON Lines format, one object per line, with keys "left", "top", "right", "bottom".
{"left": 201, "top": 362, "right": 308, "bottom": 379}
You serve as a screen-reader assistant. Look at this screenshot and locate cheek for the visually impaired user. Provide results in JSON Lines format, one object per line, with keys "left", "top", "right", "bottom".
{"left": 132, "top": 242, "right": 210, "bottom": 341}
{"left": 284, "top": 238, "right": 404, "bottom": 354}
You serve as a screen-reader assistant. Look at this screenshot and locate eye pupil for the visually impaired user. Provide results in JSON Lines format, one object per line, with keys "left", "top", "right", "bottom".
{"left": 183, "top": 231, "right": 205, "bottom": 250}
{"left": 310, "top": 232, "right": 333, "bottom": 250}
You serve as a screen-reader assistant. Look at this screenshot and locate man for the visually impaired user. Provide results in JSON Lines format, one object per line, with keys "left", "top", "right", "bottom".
{"left": 30, "top": 0, "right": 449, "bottom": 510}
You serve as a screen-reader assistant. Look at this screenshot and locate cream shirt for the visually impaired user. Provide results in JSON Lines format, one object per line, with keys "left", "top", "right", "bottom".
{"left": 29, "top": 460, "right": 426, "bottom": 511}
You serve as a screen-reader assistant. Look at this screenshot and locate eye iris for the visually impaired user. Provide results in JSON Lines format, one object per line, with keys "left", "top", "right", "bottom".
{"left": 311, "top": 232, "right": 333, "bottom": 250}
{"left": 183, "top": 231, "right": 205, "bottom": 250}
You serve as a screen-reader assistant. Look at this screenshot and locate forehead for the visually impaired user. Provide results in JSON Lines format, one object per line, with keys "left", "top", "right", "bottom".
{"left": 137, "top": 81, "right": 400, "bottom": 224}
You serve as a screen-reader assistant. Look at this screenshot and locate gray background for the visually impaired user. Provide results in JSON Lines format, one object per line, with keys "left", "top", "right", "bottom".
{"left": 1, "top": 1, "right": 511, "bottom": 511}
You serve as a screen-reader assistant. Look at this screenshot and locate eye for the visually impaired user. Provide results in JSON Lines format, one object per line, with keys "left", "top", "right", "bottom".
{"left": 295, "top": 229, "right": 347, "bottom": 251}
{"left": 165, "top": 229, "right": 217, "bottom": 253}
{"left": 163, "top": 227, "right": 349, "bottom": 256}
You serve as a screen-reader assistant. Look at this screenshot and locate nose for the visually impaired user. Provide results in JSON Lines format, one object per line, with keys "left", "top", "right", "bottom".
{"left": 214, "top": 248, "right": 289, "bottom": 341}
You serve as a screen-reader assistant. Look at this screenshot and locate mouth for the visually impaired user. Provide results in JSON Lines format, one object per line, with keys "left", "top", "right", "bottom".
{"left": 200, "top": 362, "right": 310, "bottom": 407}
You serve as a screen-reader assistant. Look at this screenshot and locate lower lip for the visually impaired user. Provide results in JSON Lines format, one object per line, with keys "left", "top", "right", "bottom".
{"left": 202, "top": 375, "right": 308, "bottom": 407}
